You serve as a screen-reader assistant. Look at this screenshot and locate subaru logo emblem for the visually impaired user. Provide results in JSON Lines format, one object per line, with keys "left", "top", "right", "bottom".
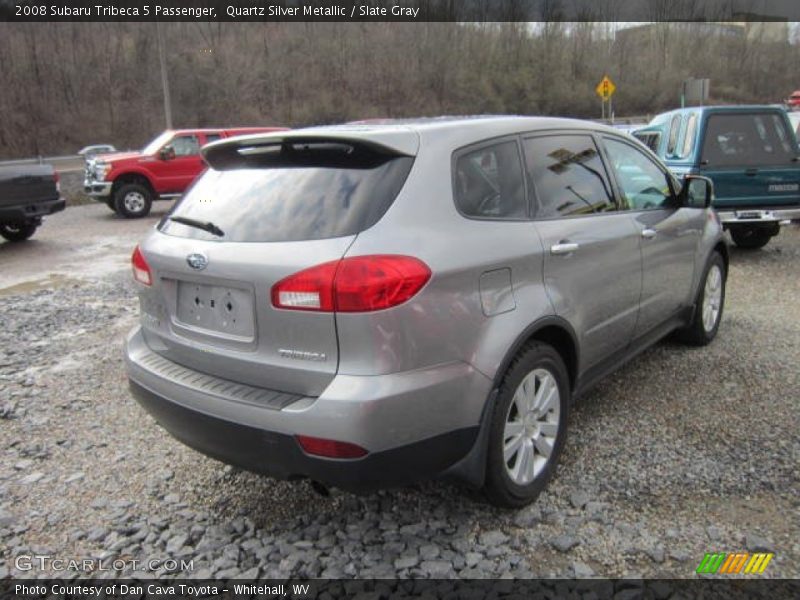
{"left": 186, "top": 253, "right": 208, "bottom": 270}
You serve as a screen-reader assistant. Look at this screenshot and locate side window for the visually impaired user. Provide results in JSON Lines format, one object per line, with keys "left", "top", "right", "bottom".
{"left": 667, "top": 114, "right": 682, "bottom": 156}
{"left": 454, "top": 140, "right": 526, "bottom": 219}
{"left": 680, "top": 113, "right": 698, "bottom": 158}
{"left": 523, "top": 134, "right": 615, "bottom": 218}
{"left": 171, "top": 135, "right": 201, "bottom": 157}
{"left": 604, "top": 137, "right": 673, "bottom": 210}
{"left": 633, "top": 131, "right": 661, "bottom": 154}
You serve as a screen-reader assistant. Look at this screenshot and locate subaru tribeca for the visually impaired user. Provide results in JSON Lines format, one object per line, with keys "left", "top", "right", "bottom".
{"left": 125, "top": 117, "right": 727, "bottom": 507}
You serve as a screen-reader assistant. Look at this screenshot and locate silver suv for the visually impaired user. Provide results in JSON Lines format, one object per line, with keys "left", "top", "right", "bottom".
{"left": 125, "top": 117, "right": 727, "bottom": 507}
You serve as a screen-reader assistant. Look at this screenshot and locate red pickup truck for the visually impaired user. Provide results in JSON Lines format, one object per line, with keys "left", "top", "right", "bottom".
{"left": 84, "top": 127, "right": 286, "bottom": 218}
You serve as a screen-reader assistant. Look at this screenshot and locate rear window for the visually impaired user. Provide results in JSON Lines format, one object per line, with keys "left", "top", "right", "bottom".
{"left": 701, "top": 113, "right": 795, "bottom": 167}
{"left": 159, "top": 142, "right": 414, "bottom": 242}
{"left": 454, "top": 140, "right": 527, "bottom": 219}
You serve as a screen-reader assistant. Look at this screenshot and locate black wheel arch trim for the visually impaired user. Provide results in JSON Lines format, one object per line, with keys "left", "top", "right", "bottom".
{"left": 112, "top": 173, "right": 156, "bottom": 195}
{"left": 714, "top": 240, "right": 729, "bottom": 274}
{"left": 443, "top": 315, "right": 578, "bottom": 489}
{"left": 492, "top": 315, "right": 580, "bottom": 392}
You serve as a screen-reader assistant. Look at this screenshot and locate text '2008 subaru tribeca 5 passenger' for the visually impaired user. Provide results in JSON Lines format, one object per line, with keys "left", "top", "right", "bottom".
{"left": 125, "top": 117, "right": 727, "bottom": 507}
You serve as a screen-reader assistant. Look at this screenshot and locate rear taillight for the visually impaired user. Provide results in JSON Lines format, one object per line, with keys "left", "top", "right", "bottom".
{"left": 271, "top": 255, "right": 431, "bottom": 313}
{"left": 131, "top": 245, "right": 152, "bottom": 286}
{"left": 272, "top": 260, "right": 338, "bottom": 311}
{"left": 54, "top": 171, "right": 60, "bottom": 193}
{"left": 296, "top": 435, "right": 368, "bottom": 459}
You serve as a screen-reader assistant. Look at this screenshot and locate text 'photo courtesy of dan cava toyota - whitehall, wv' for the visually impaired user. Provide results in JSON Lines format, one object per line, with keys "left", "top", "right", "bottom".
{"left": 0, "top": 1, "right": 799, "bottom": 598}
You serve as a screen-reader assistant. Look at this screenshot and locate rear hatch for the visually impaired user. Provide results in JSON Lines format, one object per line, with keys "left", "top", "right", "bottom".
{"left": 136, "top": 130, "right": 416, "bottom": 397}
{"left": 697, "top": 110, "right": 800, "bottom": 209}
{"left": 0, "top": 164, "right": 58, "bottom": 208}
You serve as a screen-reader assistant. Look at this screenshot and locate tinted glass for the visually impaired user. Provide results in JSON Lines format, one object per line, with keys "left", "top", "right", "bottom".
{"left": 604, "top": 138, "right": 673, "bottom": 210}
{"left": 701, "top": 113, "right": 795, "bottom": 166}
{"left": 159, "top": 155, "right": 414, "bottom": 242}
{"left": 524, "top": 135, "right": 615, "bottom": 218}
{"left": 454, "top": 141, "right": 526, "bottom": 219}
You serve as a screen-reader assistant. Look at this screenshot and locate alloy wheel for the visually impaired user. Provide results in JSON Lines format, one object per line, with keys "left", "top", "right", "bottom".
{"left": 503, "top": 368, "right": 561, "bottom": 486}
{"left": 702, "top": 264, "right": 723, "bottom": 333}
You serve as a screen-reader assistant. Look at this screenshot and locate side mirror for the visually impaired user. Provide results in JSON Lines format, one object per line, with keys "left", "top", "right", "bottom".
{"left": 159, "top": 145, "right": 176, "bottom": 161}
{"left": 681, "top": 174, "right": 714, "bottom": 209}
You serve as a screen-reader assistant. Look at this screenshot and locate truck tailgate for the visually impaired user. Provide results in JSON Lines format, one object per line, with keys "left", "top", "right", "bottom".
{"left": 0, "top": 165, "right": 59, "bottom": 207}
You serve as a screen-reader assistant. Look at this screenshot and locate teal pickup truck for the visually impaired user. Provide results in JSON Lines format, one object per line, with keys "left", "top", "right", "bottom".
{"left": 634, "top": 106, "right": 800, "bottom": 248}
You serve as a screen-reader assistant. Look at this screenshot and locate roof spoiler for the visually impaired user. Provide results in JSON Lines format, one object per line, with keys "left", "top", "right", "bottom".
{"left": 203, "top": 129, "right": 419, "bottom": 171}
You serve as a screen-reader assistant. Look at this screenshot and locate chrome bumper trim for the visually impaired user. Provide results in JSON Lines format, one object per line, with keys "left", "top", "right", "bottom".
{"left": 717, "top": 208, "right": 800, "bottom": 224}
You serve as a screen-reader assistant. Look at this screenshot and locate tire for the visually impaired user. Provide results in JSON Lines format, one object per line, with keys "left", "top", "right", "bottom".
{"left": 676, "top": 251, "right": 726, "bottom": 346}
{"left": 730, "top": 226, "right": 771, "bottom": 249}
{"left": 484, "top": 342, "right": 570, "bottom": 508}
{"left": 114, "top": 183, "right": 153, "bottom": 219}
{"left": 0, "top": 221, "right": 39, "bottom": 242}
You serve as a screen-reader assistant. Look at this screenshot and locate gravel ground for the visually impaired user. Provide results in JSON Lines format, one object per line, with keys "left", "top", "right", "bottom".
{"left": 0, "top": 208, "right": 798, "bottom": 581}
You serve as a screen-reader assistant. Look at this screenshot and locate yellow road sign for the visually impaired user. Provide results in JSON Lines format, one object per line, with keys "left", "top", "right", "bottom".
{"left": 596, "top": 75, "right": 616, "bottom": 100}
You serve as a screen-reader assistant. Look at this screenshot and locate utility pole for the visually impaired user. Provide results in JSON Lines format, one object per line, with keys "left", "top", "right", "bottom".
{"left": 156, "top": 21, "right": 173, "bottom": 129}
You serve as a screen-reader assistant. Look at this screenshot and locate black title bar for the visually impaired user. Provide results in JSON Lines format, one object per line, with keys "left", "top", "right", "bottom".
{"left": 3, "top": 0, "right": 800, "bottom": 22}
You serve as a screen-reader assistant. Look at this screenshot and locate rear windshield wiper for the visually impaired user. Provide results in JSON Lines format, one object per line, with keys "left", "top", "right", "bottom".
{"left": 168, "top": 216, "right": 225, "bottom": 237}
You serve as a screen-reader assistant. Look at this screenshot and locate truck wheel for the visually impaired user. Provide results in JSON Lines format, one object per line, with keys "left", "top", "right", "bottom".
{"left": 730, "top": 226, "right": 772, "bottom": 249}
{"left": 676, "top": 251, "right": 726, "bottom": 346}
{"left": 114, "top": 183, "right": 153, "bottom": 219}
{"left": 484, "top": 342, "right": 569, "bottom": 508}
{"left": 0, "top": 221, "right": 39, "bottom": 242}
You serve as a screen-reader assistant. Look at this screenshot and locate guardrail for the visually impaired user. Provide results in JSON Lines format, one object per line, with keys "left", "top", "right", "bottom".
{"left": 0, "top": 155, "right": 87, "bottom": 174}
{"left": 0, "top": 155, "right": 82, "bottom": 167}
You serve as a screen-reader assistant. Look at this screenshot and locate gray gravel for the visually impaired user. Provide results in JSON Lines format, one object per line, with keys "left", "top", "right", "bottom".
{"left": 0, "top": 211, "right": 798, "bottom": 579}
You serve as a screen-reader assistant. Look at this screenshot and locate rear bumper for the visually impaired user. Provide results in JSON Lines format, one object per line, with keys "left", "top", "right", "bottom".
{"left": 130, "top": 380, "right": 477, "bottom": 492}
{"left": 717, "top": 207, "right": 800, "bottom": 224}
{"left": 124, "top": 327, "right": 488, "bottom": 491}
{"left": 0, "top": 196, "right": 65, "bottom": 222}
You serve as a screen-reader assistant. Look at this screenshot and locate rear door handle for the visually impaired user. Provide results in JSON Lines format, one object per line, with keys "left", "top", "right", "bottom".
{"left": 550, "top": 242, "right": 579, "bottom": 255}
{"left": 641, "top": 228, "right": 657, "bottom": 239}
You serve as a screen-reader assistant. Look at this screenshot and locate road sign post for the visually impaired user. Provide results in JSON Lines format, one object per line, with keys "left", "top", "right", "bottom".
{"left": 595, "top": 75, "right": 616, "bottom": 121}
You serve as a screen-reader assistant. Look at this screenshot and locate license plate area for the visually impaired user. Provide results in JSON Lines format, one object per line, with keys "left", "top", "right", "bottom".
{"left": 174, "top": 280, "right": 255, "bottom": 340}
{"left": 735, "top": 210, "right": 773, "bottom": 221}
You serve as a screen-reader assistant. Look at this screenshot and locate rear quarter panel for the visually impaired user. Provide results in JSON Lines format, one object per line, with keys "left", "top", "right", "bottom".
{"left": 336, "top": 134, "right": 555, "bottom": 385}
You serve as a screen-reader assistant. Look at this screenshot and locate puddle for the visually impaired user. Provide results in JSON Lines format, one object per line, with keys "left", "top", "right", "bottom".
{"left": 0, "top": 274, "right": 83, "bottom": 298}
